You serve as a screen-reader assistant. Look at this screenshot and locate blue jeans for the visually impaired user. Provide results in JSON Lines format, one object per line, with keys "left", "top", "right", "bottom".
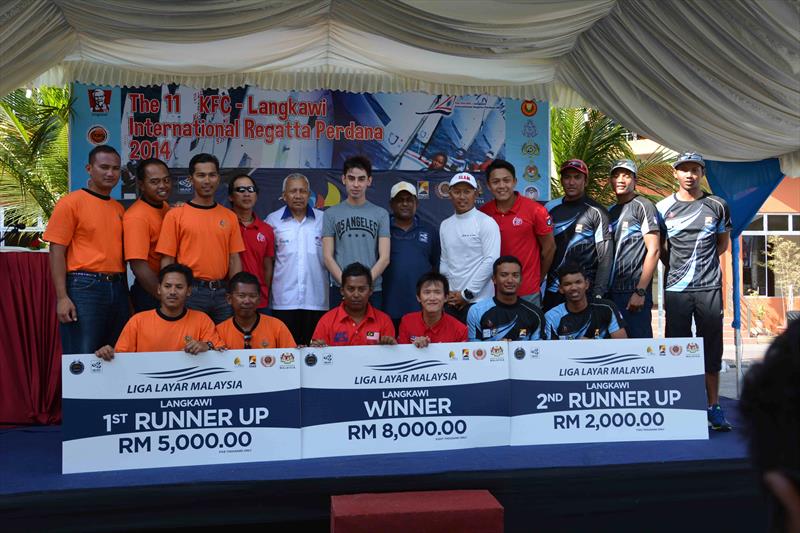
{"left": 187, "top": 284, "right": 232, "bottom": 324}
{"left": 60, "top": 273, "right": 130, "bottom": 354}
{"left": 608, "top": 290, "right": 653, "bottom": 339}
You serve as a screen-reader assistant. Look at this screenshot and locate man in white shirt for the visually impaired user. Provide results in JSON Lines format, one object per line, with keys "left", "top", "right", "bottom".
{"left": 266, "top": 173, "right": 328, "bottom": 345}
{"left": 439, "top": 172, "right": 501, "bottom": 323}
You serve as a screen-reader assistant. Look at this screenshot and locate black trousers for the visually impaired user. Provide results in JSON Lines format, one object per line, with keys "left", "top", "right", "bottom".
{"left": 271, "top": 309, "right": 326, "bottom": 346}
{"left": 664, "top": 289, "right": 723, "bottom": 373}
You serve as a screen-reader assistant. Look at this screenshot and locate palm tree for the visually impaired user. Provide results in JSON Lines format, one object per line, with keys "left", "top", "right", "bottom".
{"left": 0, "top": 86, "right": 72, "bottom": 226}
{"left": 550, "top": 107, "right": 677, "bottom": 205}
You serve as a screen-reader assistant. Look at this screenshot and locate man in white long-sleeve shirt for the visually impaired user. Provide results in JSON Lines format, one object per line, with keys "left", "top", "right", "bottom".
{"left": 439, "top": 172, "right": 501, "bottom": 323}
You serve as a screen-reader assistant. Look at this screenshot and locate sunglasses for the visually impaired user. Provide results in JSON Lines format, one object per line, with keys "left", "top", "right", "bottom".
{"left": 234, "top": 185, "right": 256, "bottom": 193}
{"left": 243, "top": 333, "right": 252, "bottom": 349}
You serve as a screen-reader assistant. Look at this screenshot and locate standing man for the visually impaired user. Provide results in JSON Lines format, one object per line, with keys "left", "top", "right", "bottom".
{"left": 466, "top": 256, "right": 545, "bottom": 341}
{"left": 397, "top": 272, "right": 468, "bottom": 348}
{"left": 543, "top": 159, "right": 613, "bottom": 311}
{"left": 94, "top": 263, "right": 224, "bottom": 359}
{"left": 481, "top": 159, "right": 555, "bottom": 307}
{"left": 382, "top": 181, "right": 440, "bottom": 330}
{"left": 657, "top": 152, "right": 732, "bottom": 431}
{"left": 266, "top": 173, "right": 328, "bottom": 345}
{"left": 439, "top": 172, "right": 501, "bottom": 323}
{"left": 322, "top": 156, "right": 390, "bottom": 309}
{"left": 606, "top": 160, "right": 660, "bottom": 338}
{"left": 216, "top": 272, "right": 295, "bottom": 349}
{"left": 228, "top": 174, "right": 274, "bottom": 313}
{"left": 310, "top": 263, "right": 396, "bottom": 347}
{"left": 544, "top": 263, "right": 627, "bottom": 340}
{"left": 124, "top": 158, "right": 172, "bottom": 312}
{"left": 44, "top": 145, "right": 129, "bottom": 354}
{"left": 156, "top": 153, "right": 244, "bottom": 324}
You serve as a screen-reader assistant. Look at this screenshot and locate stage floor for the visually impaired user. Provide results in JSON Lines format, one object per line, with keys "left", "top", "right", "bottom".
{"left": 1, "top": 398, "right": 765, "bottom": 532}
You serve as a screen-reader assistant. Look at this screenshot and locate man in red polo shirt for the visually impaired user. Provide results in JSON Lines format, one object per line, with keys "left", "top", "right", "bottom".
{"left": 481, "top": 159, "right": 554, "bottom": 307}
{"left": 228, "top": 174, "right": 274, "bottom": 312}
{"left": 398, "top": 271, "right": 467, "bottom": 348}
{"left": 310, "top": 262, "right": 396, "bottom": 347}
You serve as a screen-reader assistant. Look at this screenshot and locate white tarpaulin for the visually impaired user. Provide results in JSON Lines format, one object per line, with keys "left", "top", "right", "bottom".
{"left": 1, "top": 0, "right": 799, "bottom": 172}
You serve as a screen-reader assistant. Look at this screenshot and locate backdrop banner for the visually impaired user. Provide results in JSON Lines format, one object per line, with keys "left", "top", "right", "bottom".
{"left": 69, "top": 83, "right": 551, "bottom": 202}
{"left": 300, "top": 342, "right": 510, "bottom": 459}
{"left": 509, "top": 338, "right": 708, "bottom": 445}
{"left": 62, "top": 350, "right": 302, "bottom": 474}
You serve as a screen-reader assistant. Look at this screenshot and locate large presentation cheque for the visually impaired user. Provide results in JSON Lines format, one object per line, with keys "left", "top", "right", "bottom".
{"left": 300, "top": 342, "right": 510, "bottom": 458}
{"left": 509, "top": 338, "right": 708, "bottom": 445}
{"left": 62, "top": 349, "right": 302, "bottom": 474}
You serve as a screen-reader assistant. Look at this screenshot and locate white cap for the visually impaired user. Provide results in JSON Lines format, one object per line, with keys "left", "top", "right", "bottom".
{"left": 390, "top": 181, "right": 417, "bottom": 199}
{"left": 448, "top": 172, "right": 478, "bottom": 189}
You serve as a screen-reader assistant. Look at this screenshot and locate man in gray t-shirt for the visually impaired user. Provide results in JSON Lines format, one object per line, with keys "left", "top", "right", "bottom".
{"left": 322, "top": 156, "right": 390, "bottom": 309}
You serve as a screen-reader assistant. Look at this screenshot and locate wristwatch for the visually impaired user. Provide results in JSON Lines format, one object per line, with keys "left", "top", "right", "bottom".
{"left": 462, "top": 289, "right": 475, "bottom": 301}
{"left": 635, "top": 288, "right": 646, "bottom": 297}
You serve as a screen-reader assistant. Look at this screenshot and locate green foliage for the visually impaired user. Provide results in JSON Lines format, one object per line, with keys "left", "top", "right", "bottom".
{"left": 0, "top": 86, "right": 72, "bottom": 224}
{"left": 766, "top": 235, "right": 800, "bottom": 306}
{"left": 550, "top": 107, "right": 678, "bottom": 205}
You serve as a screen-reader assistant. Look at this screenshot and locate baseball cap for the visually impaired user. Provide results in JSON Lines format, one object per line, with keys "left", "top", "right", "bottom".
{"left": 610, "top": 159, "right": 638, "bottom": 176}
{"left": 672, "top": 152, "right": 705, "bottom": 169}
{"left": 390, "top": 181, "right": 417, "bottom": 199}
{"left": 448, "top": 172, "right": 478, "bottom": 189}
{"left": 560, "top": 159, "right": 589, "bottom": 177}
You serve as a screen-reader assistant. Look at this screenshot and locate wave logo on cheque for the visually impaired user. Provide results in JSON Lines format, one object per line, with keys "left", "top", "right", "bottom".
{"left": 365, "top": 359, "right": 447, "bottom": 373}
{"left": 570, "top": 353, "right": 645, "bottom": 366}
{"left": 138, "top": 366, "right": 232, "bottom": 381}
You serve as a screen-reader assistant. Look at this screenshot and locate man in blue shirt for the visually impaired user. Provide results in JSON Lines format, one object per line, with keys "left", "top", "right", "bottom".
{"left": 382, "top": 181, "right": 440, "bottom": 330}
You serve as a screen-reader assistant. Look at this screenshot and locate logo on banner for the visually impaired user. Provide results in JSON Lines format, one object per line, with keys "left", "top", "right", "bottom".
{"left": 449, "top": 350, "right": 456, "bottom": 360}
{"left": 87, "top": 125, "right": 109, "bottom": 145}
{"left": 233, "top": 357, "right": 242, "bottom": 367}
{"left": 670, "top": 345, "right": 683, "bottom": 356}
{"left": 249, "top": 356, "right": 257, "bottom": 368}
{"left": 687, "top": 342, "right": 700, "bottom": 354}
{"left": 462, "top": 348, "right": 470, "bottom": 360}
{"left": 69, "top": 360, "right": 85, "bottom": 375}
{"left": 305, "top": 353, "right": 318, "bottom": 366}
{"left": 88, "top": 88, "right": 111, "bottom": 113}
{"left": 280, "top": 353, "right": 295, "bottom": 365}
{"left": 570, "top": 353, "right": 645, "bottom": 365}
{"left": 659, "top": 344, "right": 667, "bottom": 356}
{"left": 514, "top": 347, "right": 526, "bottom": 360}
{"left": 416, "top": 95, "right": 456, "bottom": 116}
{"left": 520, "top": 99, "right": 538, "bottom": 117}
{"left": 417, "top": 181, "right": 430, "bottom": 199}
{"left": 523, "top": 165, "right": 540, "bottom": 182}
{"left": 474, "top": 348, "right": 486, "bottom": 360}
{"left": 435, "top": 182, "right": 451, "bottom": 199}
{"left": 365, "top": 359, "right": 447, "bottom": 373}
{"left": 323, "top": 353, "right": 333, "bottom": 365}
{"left": 521, "top": 142, "right": 540, "bottom": 157}
{"left": 91, "top": 360, "right": 102, "bottom": 373}
{"left": 490, "top": 346, "right": 505, "bottom": 359}
{"left": 522, "top": 119, "right": 538, "bottom": 138}
{"left": 139, "top": 366, "right": 232, "bottom": 380}
{"left": 261, "top": 355, "right": 275, "bottom": 367}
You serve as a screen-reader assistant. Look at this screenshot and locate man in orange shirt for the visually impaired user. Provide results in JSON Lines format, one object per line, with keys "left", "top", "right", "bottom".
{"left": 216, "top": 272, "right": 295, "bottom": 349}
{"left": 95, "top": 263, "right": 223, "bottom": 359}
{"left": 156, "top": 153, "right": 245, "bottom": 323}
{"left": 124, "top": 158, "right": 172, "bottom": 311}
{"left": 311, "top": 263, "right": 396, "bottom": 347}
{"left": 44, "top": 145, "right": 129, "bottom": 354}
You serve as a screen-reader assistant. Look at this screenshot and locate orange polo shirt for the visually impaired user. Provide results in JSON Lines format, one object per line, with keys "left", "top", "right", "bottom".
{"left": 115, "top": 308, "right": 222, "bottom": 353}
{"left": 123, "top": 199, "right": 170, "bottom": 275}
{"left": 43, "top": 189, "right": 125, "bottom": 273}
{"left": 397, "top": 311, "right": 468, "bottom": 344}
{"left": 156, "top": 202, "right": 245, "bottom": 280}
{"left": 312, "top": 304, "right": 395, "bottom": 346}
{"left": 216, "top": 314, "right": 296, "bottom": 349}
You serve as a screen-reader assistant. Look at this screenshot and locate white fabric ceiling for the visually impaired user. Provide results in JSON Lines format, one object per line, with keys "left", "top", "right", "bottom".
{"left": 2, "top": 0, "right": 799, "bottom": 173}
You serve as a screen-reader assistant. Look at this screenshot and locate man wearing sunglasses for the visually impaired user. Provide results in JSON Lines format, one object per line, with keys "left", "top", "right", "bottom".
{"left": 228, "top": 174, "right": 274, "bottom": 313}
{"left": 216, "top": 271, "right": 296, "bottom": 349}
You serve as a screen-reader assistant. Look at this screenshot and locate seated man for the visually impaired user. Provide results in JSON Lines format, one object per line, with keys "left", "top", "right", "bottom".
{"left": 398, "top": 272, "right": 468, "bottom": 348}
{"left": 95, "top": 264, "right": 223, "bottom": 359}
{"left": 311, "top": 262, "right": 396, "bottom": 347}
{"left": 544, "top": 263, "right": 627, "bottom": 340}
{"left": 467, "top": 256, "right": 545, "bottom": 341}
{"left": 216, "top": 272, "right": 296, "bottom": 349}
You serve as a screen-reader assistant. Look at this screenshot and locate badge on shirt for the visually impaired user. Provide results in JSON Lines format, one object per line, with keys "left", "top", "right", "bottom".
{"left": 482, "top": 328, "right": 492, "bottom": 338}
{"left": 334, "top": 331, "right": 349, "bottom": 343}
{"left": 622, "top": 221, "right": 629, "bottom": 230}
{"left": 257, "top": 232, "right": 266, "bottom": 242}
{"left": 518, "top": 329, "right": 528, "bottom": 338}
{"left": 419, "top": 231, "right": 429, "bottom": 243}
{"left": 512, "top": 217, "right": 523, "bottom": 226}
{"left": 575, "top": 223, "right": 583, "bottom": 233}
{"left": 546, "top": 215, "right": 552, "bottom": 227}
{"left": 704, "top": 216, "right": 713, "bottom": 225}
{"left": 365, "top": 331, "right": 379, "bottom": 343}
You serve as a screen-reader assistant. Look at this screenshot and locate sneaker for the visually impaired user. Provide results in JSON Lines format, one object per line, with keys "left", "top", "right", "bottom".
{"left": 707, "top": 404, "right": 733, "bottom": 431}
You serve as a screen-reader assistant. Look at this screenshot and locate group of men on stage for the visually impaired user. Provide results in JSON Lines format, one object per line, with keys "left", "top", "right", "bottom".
{"left": 45, "top": 146, "right": 732, "bottom": 431}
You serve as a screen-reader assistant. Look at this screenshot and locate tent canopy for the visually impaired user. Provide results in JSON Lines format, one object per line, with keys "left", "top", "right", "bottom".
{"left": 2, "top": 0, "right": 799, "bottom": 172}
